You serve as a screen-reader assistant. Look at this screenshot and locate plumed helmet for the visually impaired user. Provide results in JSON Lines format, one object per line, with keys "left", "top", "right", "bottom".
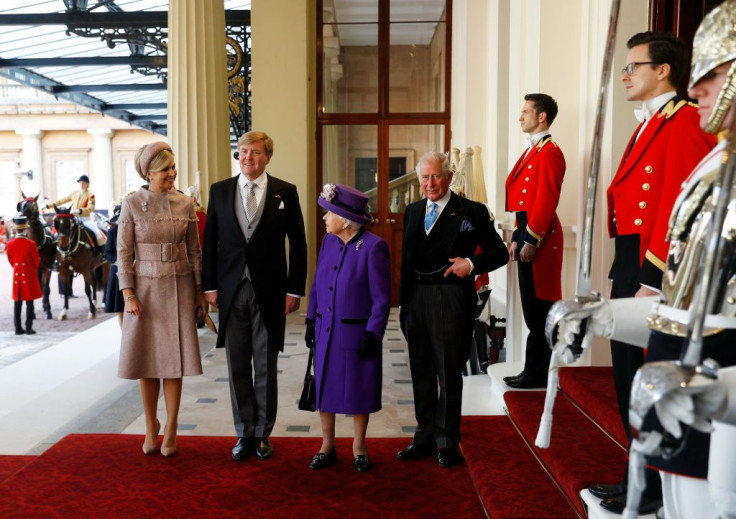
{"left": 689, "top": 0, "right": 736, "bottom": 133}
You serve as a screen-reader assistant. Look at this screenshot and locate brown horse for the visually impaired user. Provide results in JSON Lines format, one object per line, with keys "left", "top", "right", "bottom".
{"left": 17, "top": 193, "right": 56, "bottom": 319}
{"left": 53, "top": 205, "right": 108, "bottom": 320}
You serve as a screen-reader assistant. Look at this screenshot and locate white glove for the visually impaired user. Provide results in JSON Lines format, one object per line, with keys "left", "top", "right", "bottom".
{"left": 653, "top": 375, "right": 728, "bottom": 438}
{"left": 560, "top": 300, "right": 614, "bottom": 351}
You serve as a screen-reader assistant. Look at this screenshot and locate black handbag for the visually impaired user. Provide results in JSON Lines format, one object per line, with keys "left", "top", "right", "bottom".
{"left": 298, "top": 346, "right": 316, "bottom": 412}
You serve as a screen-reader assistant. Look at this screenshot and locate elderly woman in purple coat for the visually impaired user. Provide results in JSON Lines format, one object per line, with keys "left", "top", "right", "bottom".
{"left": 305, "top": 184, "right": 391, "bottom": 473}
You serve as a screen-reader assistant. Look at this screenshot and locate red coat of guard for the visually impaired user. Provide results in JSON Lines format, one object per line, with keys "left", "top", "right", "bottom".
{"left": 505, "top": 135, "right": 566, "bottom": 301}
{"left": 7, "top": 233, "right": 42, "bottom": 301}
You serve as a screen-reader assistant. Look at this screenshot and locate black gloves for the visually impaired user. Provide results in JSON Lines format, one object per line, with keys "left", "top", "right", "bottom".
{"left": 358, "top": 332, "right": 382, "bottom": 360}
{"left": 305, "top": 319, "right": 315, "bottom": 349}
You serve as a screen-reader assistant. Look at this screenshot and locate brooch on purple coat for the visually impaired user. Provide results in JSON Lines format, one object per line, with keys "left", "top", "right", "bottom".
{"left": 355, "top": 238, "right": 364, "bottom": 251}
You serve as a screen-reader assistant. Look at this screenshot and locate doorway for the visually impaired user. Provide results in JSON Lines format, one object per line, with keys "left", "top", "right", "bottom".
{"left": 317, "top": 0, "right": 452, "bottom": 305}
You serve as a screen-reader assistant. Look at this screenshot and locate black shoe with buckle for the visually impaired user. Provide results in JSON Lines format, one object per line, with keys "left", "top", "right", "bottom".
{"left": 255, "top": 437, "right": 273, "bottom": 460}
{"left": 309, "top": 448, "right": 337, "bottom": 470}
{"left": 354, "top": 454, "right": 370, "bottom": 472}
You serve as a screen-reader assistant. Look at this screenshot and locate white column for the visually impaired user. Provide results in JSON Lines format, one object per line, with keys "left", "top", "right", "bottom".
{"left": 16, "top": 129, "right": 44, "bottom": 198}
{"left": 168, "top": 0, "right": 231, "bottom": 200}
{"left": 87, "top": 129, "right": 114, "bottom": 213}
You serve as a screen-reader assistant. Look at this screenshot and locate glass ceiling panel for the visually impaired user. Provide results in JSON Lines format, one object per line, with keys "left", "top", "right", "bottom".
{"left": 0, "top": 0, "right": 250, "bottom": 137}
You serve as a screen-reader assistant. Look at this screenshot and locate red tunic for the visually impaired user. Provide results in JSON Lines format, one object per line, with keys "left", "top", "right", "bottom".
{"left": 194, "top": 207, "right": 206, "bottom": 249}
{"left": 6, "top": 235, "right": 42, "bottom": 301}
{"left": 607, "top": 97, "right": 717, "bottom": 284}
{"left": 505, "top": 136, "right": 566, "bottom": 301}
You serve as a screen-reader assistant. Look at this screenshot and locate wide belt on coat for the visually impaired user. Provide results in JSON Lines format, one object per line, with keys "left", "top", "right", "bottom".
{"left": 135, "top": 242, "right": 187, "bottom": 262}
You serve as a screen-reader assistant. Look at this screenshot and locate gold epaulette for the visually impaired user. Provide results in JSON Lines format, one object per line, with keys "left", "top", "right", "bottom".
{"left": 536, "top": 136, "right": 557, "bottom": 150}
{"left": 658, "top": 98, "right": 689, "bottom": 119}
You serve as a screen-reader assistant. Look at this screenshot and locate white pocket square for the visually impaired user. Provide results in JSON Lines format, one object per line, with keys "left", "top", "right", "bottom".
{"left": 278, "top": 201, "right": 285, "bottom": 209}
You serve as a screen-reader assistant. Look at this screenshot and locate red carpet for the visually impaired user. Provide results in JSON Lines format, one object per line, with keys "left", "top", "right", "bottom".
{"left": 558, "top": 367, "right": 628, "bottom": 448}
{"left": 504, "top": 391, "right": 627, "bottom": 518}
{"left": 0, "top": 455, "right": 35, "bottom": 484}
{"left": 0, "top": 435, "right": 485, "bottom": 518}
{"left": 461, "top": 416, "right": 577, "bottom": 519}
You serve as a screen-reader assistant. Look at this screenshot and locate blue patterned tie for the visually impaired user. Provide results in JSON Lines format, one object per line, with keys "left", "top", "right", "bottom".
{"left": 424, "top": 202, "right": 437, "bottom": 231}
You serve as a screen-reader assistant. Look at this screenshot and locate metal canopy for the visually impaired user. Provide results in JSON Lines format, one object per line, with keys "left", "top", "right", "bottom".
{"left": 0, "top": 0, "right": 251, "bottom": 142}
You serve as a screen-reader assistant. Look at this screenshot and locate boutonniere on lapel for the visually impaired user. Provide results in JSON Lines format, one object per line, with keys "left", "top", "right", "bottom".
{"left": 275, "top": 194, "right": 284, "bottom": 209}
{"left": 355, "top": 238, "right": 364, "bottom": 251}
{"left": 459, "top": 219, "right": 475, "bottom": 232}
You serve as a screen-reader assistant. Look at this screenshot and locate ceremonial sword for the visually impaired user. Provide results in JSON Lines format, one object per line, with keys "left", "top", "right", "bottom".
{"left": 544, "top": 0, "right": 622, "bottom": 350}
{"left": 535, "top": 0, "right": 622, "bottom": 449}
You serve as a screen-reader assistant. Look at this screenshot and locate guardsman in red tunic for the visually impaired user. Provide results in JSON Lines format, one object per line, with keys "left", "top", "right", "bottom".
{"left": 185, "top": 180, "right": 207, "bottom": 249}
{"left": 504, "top": 93, "right": 566, "bottom": 389}
{"left": 7, "top": 215, "right": 42, "bottom": 335}
{"left": 588, "top": 32, "right": 718, "bottom": 516}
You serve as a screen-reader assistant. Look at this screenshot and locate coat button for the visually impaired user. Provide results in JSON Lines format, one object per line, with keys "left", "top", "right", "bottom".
{"left": 519, "top": 201, "right": 524, "bottom": 206}
{"left": 639, "top": 201, "right": 647, "bottom": 209}
{"left": 524, "top": 177, "right": 530, "bottom": 181}
{"left": 645, "top": 165, "right": 653, "bottom": 173}
{"left": 326, "top": 327, "right": 330, "bottom": 332}
{"left": 329, "top": 286, "right": 333, "bottom": 291}
{"left": 522, "top": 189, "right": 527, "bottom": 194}
{"left": 527, "top": 165, "right": 532, "bottom": 169}
{"left": 333, "top": 266, "right": 337, "bottom": 271}
{"left": 642, "top": 183, "right": 650, "bottom": 191}
{"left": 634, "top": 218, "right": 643, "bottom": 226}
{"left": 613, "top": 217, "right": 617, "bottom": 222}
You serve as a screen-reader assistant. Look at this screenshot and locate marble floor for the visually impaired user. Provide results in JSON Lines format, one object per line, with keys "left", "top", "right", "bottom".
{"left": 0, "top": 308, "right": 503, "bottom": 456}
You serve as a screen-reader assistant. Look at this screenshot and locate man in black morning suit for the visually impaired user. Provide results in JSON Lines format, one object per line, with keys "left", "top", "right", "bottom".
{"left": 398, "top": 151, "right": 508, "bottom": 467}
{"left": 202, "top": 131, "right": 307, "bottom": 461}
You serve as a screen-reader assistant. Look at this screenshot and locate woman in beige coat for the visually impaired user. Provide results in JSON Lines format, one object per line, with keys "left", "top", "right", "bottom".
{"left": 117, "top": 142, "right": 205, "bottom": 456}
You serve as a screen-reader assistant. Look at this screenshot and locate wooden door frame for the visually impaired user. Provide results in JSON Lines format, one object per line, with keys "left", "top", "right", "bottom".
{"left": 315, "top": 0, "right": 453, "bottom": 305}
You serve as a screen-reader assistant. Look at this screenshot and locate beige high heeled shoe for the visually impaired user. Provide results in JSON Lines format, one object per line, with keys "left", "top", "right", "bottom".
{"left": 142, "top": 419, "right": 161, "bottom": 455}
{"left": 161, "top": 425, "right": 177, "bottom": 457}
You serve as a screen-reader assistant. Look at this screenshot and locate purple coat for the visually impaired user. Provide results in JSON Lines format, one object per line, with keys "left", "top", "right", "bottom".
{"left": 306, "top": 229, "right": 391, "bottom": 414}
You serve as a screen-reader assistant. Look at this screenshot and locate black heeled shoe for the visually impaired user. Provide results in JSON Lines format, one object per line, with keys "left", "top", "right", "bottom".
{"left": 354, "top": 454, "right": 370, "bottom": 472}
{"left": 309, "top": 448, "right": 337, "bottom": 470}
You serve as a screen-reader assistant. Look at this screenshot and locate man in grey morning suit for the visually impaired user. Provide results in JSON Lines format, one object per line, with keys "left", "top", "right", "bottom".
{"left": 202, "top": 131, "right": 307, "bottom": 461}
{"left": 398, "top": 152, "right": 509, "bottom": 467}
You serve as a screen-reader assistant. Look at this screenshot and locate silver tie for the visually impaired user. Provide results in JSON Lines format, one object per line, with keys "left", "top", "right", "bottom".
{"left": 245, "top": 182, "right": 257, "bottom": 222}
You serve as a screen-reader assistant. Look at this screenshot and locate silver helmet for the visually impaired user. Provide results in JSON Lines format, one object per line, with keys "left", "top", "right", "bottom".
{"left": 689, "top": 0, "right": 736, "bottom": 133}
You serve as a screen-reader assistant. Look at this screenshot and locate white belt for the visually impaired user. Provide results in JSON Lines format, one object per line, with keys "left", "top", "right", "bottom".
{"left": 652, "top": 303, "right": 736, "bottom": 331}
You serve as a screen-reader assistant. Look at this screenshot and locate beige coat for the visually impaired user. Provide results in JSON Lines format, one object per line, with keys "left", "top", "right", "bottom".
{"left": 116, "top": 187, "right": 203, "bottom": 379}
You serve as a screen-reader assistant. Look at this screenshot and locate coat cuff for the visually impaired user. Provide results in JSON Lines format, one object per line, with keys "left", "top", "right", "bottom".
{"left": 638, "top": 257, "right": 664, "bottom": 291}
{"left": 523, "top": 225, "right": 543, "bottom": 247}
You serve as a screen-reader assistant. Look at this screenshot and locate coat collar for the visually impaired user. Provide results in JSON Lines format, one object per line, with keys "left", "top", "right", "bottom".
{"left": 613, "top": 96, "right": 690, "bottom": 183}
{"left": 508, "top": 135, "right": 554, "bottom": 182}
